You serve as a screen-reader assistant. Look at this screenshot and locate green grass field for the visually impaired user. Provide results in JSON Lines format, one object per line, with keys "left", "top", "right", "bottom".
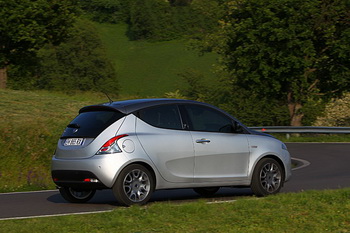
{"left": 96, "top": 23, "right": 217, "bottom": 97}
{"left": 1, "top": 189, "right": 349, "bottom": 232}
{"left": 0, "top": 89, "right": 107, "bottom": 192}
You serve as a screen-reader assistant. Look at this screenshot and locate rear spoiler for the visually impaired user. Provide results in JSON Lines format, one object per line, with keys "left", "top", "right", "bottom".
{"left": 79, "top": 105, "right": 126, "bottom": 114}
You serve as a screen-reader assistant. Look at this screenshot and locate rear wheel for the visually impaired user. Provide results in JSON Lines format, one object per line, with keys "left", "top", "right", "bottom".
{"left": 251, "top": 158, "right": 284, "bottom": 196}
{"left": 193, "top": 187, "right": 220, "bottom": 197}
{"left": 59, "top": 187, "right": 96, "bottom": 203}
{"left": 113, "top": 164, "right": 154, "bottom": 206}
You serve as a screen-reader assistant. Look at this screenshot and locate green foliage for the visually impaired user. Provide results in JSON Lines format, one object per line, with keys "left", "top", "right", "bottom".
{"left": 169, "top": 0, "right": 193, "bottom": 6}
{"left": 0, "top": 0, "right": 77, "bottom": 68}
{"left": 78, "top": 0, "right": 129, "bottom": 23}
{"left": 314, "top": 93, "right": 350, "bottom": 127}
{"left": 179, "top": 71, "right": 290, "bottom": 126}
{"left": 127, "top": 0, "right": 223, "bottom": 41}
{"left": 178, "top": 69, "right": 209, "bottom": 101}
{"left": 129, "top": 0, "right": 176, "bottom": 41}
{"left": 206, "top": 0, "right": 350, "bottom": 125}
{"left": 216, "top": 88, "right": 291, "bottom": 126}
{"left": 34, "top": 19, "right": 119, "bottom": 94}
{"left": 274, "top": 134, "right": 350, "bottom": 143}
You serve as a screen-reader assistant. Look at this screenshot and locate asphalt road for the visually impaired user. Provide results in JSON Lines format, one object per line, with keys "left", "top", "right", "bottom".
{"left": 1, "top": 143, "right": 349, "bottom": 220}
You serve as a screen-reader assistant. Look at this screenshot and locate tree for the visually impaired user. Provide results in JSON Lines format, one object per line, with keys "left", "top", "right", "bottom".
{"left": 128, "top": 0, "right": 177, "bottom": 41}
{"left": 179, "top": 70, "right": 291, "bottom": 126}
{"left": 35, "top": 19, "right": 119, "bottom": 94}
{"left": 169, "top": 0, "right": 193, "bottom": 6}
{"left": 208, "top": 0, "right": 350, "bottom": 125}
{"left": 127, "top": 0, "right": 223, "bottom": 41}
{"left": 0, "top": 0, "right": 77, "bottom": 88}
{"left": 78, "top": 0, "right": 129, "bottom": 24}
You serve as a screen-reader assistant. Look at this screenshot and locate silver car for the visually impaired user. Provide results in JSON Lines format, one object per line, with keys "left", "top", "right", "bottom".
{"left": 51, "top": 99, "right": 291, "bottom": 206}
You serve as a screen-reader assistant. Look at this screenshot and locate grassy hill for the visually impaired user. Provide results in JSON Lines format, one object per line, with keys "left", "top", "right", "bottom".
{"left": 95, "top": 23, "right": 217, "bottom": 97}
{"left": 0, "top": 89, "right": 108, "bottom": 192}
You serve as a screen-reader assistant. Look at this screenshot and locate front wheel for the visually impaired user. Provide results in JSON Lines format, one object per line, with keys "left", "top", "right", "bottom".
{"left": 113, "top": 164, "right": 154, "bottom": 206}
{"left": 59, "top": 187, "right": 96, "bottom": 203}
{"left": 251, "top": 158, "right": 284, "bottom": 197}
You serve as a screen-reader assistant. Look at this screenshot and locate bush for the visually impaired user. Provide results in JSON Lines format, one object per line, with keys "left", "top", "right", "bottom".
{"left": 314, "top": 93, "right": 350, "bottom": 126}
{"left": 78, "top": 0, "right": 129, "bottom": 23}
{"left": 127, "top": 0, "right": 222, "bottom": 41}
{"left": 178, "top": 70, "right": 291, "bottom": 126}
{"left": 35, "top": 19, "right": 119, "bottom": 94}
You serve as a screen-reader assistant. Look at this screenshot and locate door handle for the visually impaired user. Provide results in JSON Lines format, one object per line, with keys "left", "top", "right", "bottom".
{"left": 196, "top": 138, "right": 211, "bottom": 143}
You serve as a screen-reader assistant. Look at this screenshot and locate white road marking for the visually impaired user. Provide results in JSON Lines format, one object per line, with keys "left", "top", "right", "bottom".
{"left": 0, "top": 210, "right": 114, "bottom": 221}
{"left": 291, "top": 157, "right": 311, "bottom": 170}
{"left": 0, "top": 189, "right": 57, "bottom": 196}
{"left": 206, "top": 200, "right": 238, "bottom": 204}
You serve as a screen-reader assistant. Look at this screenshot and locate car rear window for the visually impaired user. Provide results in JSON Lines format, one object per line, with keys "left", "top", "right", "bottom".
{"left": 61, "top": 111, "right": 125, "bottom": 138}
{"left": 137, "top": 105, "right": 183, "bottom": 130}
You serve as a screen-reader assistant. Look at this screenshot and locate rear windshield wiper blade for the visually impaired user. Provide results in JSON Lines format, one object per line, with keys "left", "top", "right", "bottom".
{"left": 67, "top": 123, "right": 80, "bottom": 128}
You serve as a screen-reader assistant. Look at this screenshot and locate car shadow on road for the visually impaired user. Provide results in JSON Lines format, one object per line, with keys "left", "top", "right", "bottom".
{"left": 47, "top": 188, "right": 254, "bottom": 206}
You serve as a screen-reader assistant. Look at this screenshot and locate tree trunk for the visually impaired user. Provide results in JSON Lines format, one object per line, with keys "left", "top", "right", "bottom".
{"left": 0, "top": 67, "right": 7, "bottom": 89}
{"left": 287, "top": 92, "right": 304, "bottom": 126}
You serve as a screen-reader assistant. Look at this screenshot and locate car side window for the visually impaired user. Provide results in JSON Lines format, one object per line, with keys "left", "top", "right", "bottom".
{"left": 138, "top": 104, "right": 183, "bottom": 130}
{"left": 184, "top": 104, "right": 235, "bottom": 133}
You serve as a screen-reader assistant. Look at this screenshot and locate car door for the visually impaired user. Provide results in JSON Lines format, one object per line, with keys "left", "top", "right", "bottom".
{"left": 183, "top": 104, "right": 250, "bottom": 182}
{"left": 135, "top": 104, "right": 194, "bottom": 183}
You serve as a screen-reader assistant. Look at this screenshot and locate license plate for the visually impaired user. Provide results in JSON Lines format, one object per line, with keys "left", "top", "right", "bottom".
{"left": 64, "top": 138, "right": 84, "bottom": 146}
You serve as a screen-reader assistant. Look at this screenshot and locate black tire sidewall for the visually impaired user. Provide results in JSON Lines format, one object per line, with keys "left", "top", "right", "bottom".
{"left": 251, "top": 158, "right": 284, "bottom": 197}
{"left": 113, "top": 164, "right": 154, "bottom": 206}
{"left": 59, "top": 187, "right": 96, "bottom": 203}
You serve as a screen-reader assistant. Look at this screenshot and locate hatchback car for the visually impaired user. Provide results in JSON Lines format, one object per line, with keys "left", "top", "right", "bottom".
{"left": 52, "top": 98, "right": 291, "bottom": 206}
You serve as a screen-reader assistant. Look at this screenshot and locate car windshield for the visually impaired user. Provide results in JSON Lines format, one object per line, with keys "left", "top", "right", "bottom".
{"left": 61, "top": 110, "right": 125, "bottom": 138}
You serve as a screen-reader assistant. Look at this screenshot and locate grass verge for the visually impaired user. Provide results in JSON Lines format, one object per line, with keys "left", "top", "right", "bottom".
{"left": 274, "top": 134, "right": 350, "bottom": 143}
{"left": 1, "top": 189, "right": 349, "bottom": 232}
{"left": 0, "top": 89, "right": 107, "bottom": 192}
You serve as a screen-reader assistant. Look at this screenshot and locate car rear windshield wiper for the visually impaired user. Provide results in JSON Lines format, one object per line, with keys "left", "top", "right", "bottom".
{"left": 67, "top": 123, "right": 80, "bottom": 128}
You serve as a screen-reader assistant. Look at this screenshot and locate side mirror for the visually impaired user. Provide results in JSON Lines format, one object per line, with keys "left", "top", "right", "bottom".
{"left": 233, "top": 122, "right": 244, "bottom": 134}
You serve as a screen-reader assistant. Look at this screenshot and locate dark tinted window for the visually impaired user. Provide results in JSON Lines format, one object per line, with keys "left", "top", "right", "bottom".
{"left": 185, "top": 105, "right": 234, "bottom": 133}
{"left": 61, "top": 111, "right": 125, "bottom": 138}
{"left": 138, "top": 105, "right": 183, "bottom": 130}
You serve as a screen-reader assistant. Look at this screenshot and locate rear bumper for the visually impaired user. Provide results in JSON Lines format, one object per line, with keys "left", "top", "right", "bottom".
{"left": 52, "top": 170, "right": 108, "bottom": 189}
{"left": 51, "top": 153, "right": 130, "bottom": 188}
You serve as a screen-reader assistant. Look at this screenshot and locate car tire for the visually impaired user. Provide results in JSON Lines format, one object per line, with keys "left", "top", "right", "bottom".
{"left": 113, "top": 164, "right": 154, "bottom": 206}
{"left": 193, "top": 187, "right": 220, "bottom": 197}
{"left": 59, "top": 187, "right": 96, "bottom": 203}
{"left": 251, "top": 158, "right": 284, "bottom": 197}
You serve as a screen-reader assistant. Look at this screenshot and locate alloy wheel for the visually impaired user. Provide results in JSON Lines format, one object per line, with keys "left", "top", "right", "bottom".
{"left": 123, "top": 168, "right": 151, "bottom": 202}
{"left": 259, "top": 162, "right": 282, "bottom": 193}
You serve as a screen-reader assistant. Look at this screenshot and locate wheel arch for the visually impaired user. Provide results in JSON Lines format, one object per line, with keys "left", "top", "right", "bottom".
{"left": 126, "top": 161, "right": 157, "bottom": 188}
{"left": 251, "top": 154, "right": 286, "bottom": 183}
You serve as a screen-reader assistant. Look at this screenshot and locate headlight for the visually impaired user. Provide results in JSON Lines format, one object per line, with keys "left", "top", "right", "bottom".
{"left": 282, "top": 143, "right": 288, "bottom": 151}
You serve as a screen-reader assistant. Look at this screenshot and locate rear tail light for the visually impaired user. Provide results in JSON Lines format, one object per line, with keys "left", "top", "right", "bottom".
{"left": 96, "top": 134, "right": 128, "bottom": 155}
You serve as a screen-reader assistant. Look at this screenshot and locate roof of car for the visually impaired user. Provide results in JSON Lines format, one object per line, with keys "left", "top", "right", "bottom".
{"left": 79, "top": 98, "right": 206, "bottom": 114}
{"left": 78, "top": 98, "right": 258, "bottom": 135}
